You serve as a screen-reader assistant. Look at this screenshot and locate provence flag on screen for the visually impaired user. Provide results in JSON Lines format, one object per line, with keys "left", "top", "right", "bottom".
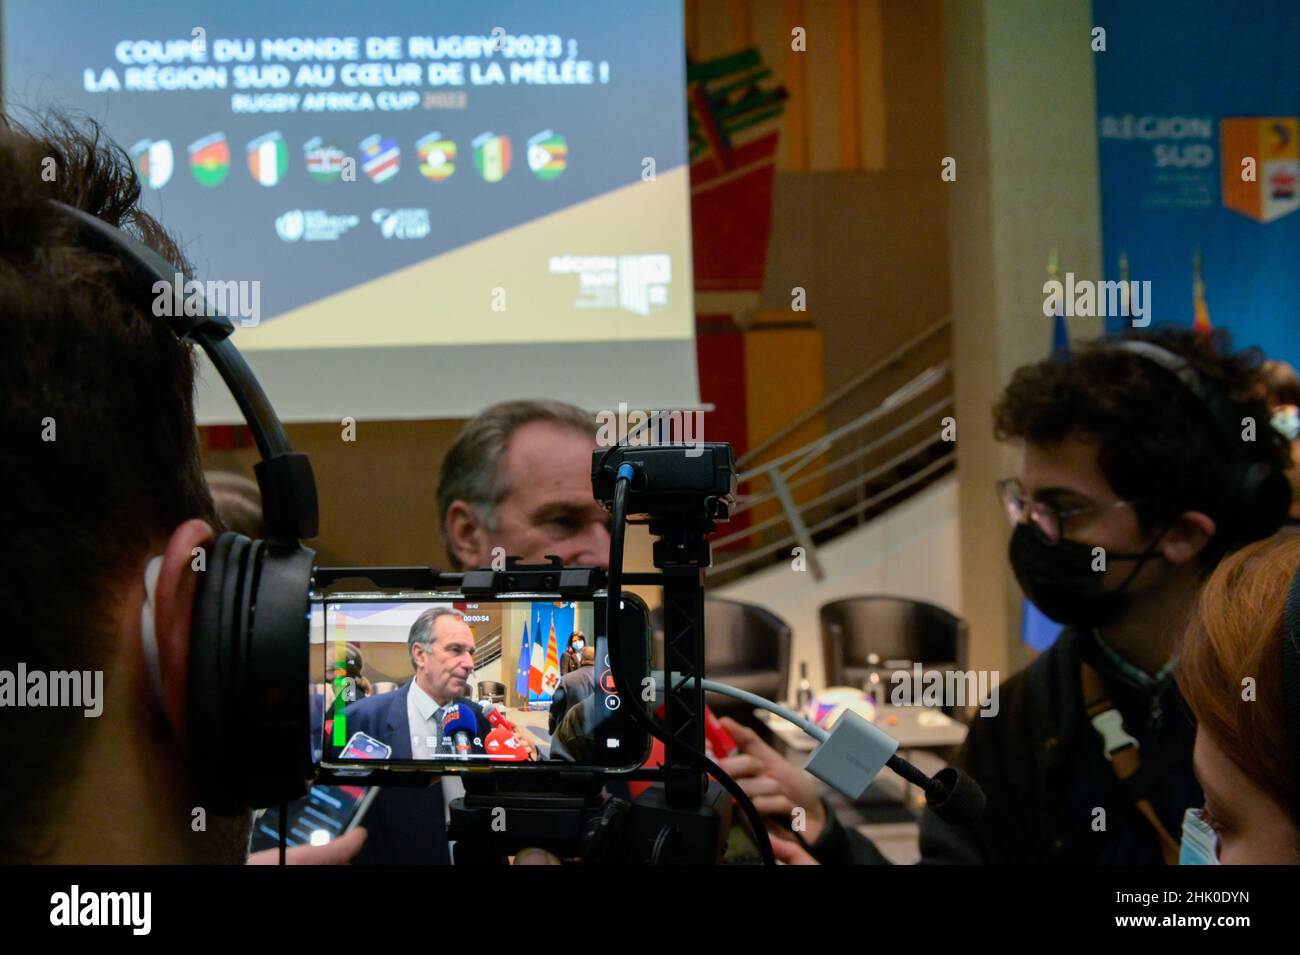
{"left": 515, "top": 620, "right": 531, "bottom": 696}
{"left": 542, "top": 618, "right": 561, "bottom": 698}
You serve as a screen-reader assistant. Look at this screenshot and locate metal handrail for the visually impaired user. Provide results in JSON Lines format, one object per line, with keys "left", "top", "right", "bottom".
{"left": 767, "top": 395, "right": 954, "bottom": 500}
{"left": 714, "top": 430, "right": 947, "bottom": 547}
{"left": 735, "top": 316, "right": 951, "bottom": 468}
{"left": 733, "top": 394, "right": 954, "bottom": 514}
{"left": 738, "top": 361, "right": 951, "bottom": 479}
{"left": 712, "top": 320, "right": 955, "bottom": 583}
{"left": 710, "top": 453, "right": 956, "bottom": 577}
{"left": 472, "top": 628, "right": 503, "bottom": 668}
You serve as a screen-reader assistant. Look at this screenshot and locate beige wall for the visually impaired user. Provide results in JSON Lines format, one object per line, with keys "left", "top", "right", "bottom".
{"left": 944, "top": 0, "right": 1104, "bottom": 678}
{"left": 204, "top": 419, "right": 459, "bottom": 566}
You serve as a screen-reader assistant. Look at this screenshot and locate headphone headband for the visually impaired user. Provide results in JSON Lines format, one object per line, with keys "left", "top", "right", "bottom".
{"left": 49, "top": 201, "right": 318, "bottom": 542}
{"left": 1110, "top": 340, "right": 1203, "bottom": 394}
{"left": 1109, "top": 337, "right": 1290, "bottom": 545}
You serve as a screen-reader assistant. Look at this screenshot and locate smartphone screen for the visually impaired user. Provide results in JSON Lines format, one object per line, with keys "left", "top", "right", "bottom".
{"left": 311, "top": 593, "right": 649, "bottom": 772}
{"left": 250, "top": 785, "right": 377, "bottom": 852}
{"left": 339, "top": 732, "right": 392, "bottom": 761}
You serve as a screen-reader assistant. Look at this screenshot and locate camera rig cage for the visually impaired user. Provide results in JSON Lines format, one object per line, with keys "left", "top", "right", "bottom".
{"left": 311, "top": 441, "right": 769, "bottom": 864}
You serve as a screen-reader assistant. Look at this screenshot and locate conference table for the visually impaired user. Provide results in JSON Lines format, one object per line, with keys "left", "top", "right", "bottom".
{"left": 754, "top": 703, "right": 968, "bottom": 754}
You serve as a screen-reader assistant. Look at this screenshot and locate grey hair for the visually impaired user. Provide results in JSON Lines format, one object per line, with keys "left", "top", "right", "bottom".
{"left": 407, "top": 606, "right": 466, "bottom": 668}
{"left": 436, "top": 399, "right": 592, "bottom": 568}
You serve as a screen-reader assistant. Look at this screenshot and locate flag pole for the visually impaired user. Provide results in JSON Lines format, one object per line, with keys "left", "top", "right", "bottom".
{"left": 1192, "top": 245, "right": 1212, "bottom": 334}
{"left": 1048, "top": 248, "right": 1068, "bottom": 358}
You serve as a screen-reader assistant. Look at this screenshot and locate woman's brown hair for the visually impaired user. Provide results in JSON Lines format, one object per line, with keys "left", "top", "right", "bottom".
{"left": 1177, "top": 534, "right": 1300, "bottom": 823}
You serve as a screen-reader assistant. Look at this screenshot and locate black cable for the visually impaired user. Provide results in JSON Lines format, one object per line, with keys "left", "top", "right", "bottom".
{"left": 605, "top": 467, "right": 776, "bottom": 866}
{"left": 886, "top": 753, "right": 937, "bottom": 795}
{"left": 593, "top": 411, "right": 660, "bottom": 479}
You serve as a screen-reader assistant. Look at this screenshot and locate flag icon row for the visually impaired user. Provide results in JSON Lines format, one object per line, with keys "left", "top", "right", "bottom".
{"left": 131, "top": 130, "right": 569, "bottom": 189}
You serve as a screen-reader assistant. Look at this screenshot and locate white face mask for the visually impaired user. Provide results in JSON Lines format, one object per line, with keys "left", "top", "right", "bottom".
{"left": 140, "top": 555, "right": 165, "bottom": 707}
{"left": 1179, "top": 808, "right": 1220, "bottom": 865}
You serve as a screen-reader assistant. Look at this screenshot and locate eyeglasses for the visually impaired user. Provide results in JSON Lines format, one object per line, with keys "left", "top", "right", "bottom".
{"left": 996, "top": 478, "right": 1142, "bottom": 544}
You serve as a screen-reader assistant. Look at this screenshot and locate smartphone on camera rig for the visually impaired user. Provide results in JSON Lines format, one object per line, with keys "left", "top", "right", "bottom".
{"left": 299, "top": 442, "right": 748, "bottom": 864}
{"left": 309, "top": 583, "right": 654, "bottom": 781}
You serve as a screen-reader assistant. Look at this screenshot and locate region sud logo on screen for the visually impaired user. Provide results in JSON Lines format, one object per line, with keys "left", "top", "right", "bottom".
{"left": 548, "top": 254, "right": 672, "bottom": 316}
{"left": 1220, "top": 117, "right": 1300, "bottom": 223}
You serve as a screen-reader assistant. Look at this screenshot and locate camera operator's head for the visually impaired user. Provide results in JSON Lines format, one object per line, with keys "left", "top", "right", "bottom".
{"left": 993, "top": 328, "right": 1288, "bottom": 659}
{"left": 1177, "top": 534, "right": 1300, "bottom": 863}
{"left": 407, "top": 607, "right": 475, "bottom": 705}
{"left": 0, "top": 112, "right": 249, "bottom": 862}
{"left": 438, "top": 399, "right": 611, "bottom": 570}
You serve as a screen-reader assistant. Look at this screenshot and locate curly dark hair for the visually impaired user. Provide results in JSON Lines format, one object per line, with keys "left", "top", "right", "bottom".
{"left": 993, "top": 326, "right": 1290, "bottom": 555}
{"left": 0, "top": 110, "right": 217, "bottom": 858}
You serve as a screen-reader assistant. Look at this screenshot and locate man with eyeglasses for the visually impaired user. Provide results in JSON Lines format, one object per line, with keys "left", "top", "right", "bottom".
{"left": 915, "top": 328, "right": 1292, "bottom": 864}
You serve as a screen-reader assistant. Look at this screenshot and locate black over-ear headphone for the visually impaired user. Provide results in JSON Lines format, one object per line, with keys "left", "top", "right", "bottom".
{"left": 1111, "top": 340, "right": 1292, "bottom": 545}
{"left": 50, "top": 201, "right": 318, "bottom": 815}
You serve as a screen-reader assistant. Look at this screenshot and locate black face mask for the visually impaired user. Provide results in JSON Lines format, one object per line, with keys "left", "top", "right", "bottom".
{"left": 1008, "top": 522, "right": 1167, "bottom": 629}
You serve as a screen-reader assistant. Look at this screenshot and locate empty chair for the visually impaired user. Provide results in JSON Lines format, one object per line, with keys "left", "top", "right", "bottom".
{"left": 819, "top": 595, "right": 969, "bottom": 718}
{"left": 651, "top": 597, "right": 792, "bottom": 729}
{"left": 477, "top": 680, "right": 507, "bottom": 704}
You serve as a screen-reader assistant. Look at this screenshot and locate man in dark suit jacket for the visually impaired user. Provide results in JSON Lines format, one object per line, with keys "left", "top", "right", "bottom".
{"left": 548, "top": 644, "right": 597, "bottom": 734}
{"left": 343, "top": 606, "right": 489, "bottom": 864}
{"left": 343, "top": 682, "right": 493, "bottom": 760}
